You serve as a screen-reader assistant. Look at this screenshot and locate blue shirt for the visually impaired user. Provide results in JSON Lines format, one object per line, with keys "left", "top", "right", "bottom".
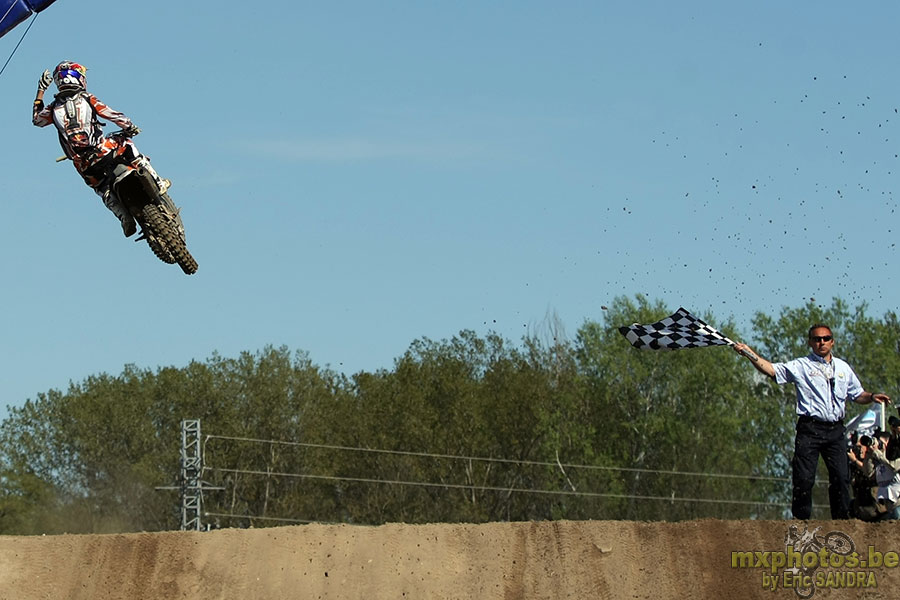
{"left": 772, "top": 353, "right": 864, "bottom": 422}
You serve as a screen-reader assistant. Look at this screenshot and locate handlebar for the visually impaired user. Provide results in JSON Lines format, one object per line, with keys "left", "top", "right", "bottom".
{"left": 108, "top": 127, "right": 141, "bottom": 138}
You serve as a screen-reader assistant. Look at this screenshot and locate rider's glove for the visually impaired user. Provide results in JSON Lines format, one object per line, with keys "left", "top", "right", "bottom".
{"left": 124, "top": 125, "right": 141, "bottom": 137}
{"left": 37, "top": 69, "right": 52, "bottom": 92}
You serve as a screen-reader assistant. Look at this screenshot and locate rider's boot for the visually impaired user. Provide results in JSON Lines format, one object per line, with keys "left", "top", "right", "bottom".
{"left": 102, "top": 189, "right": 137, "bottom": 237}
{"left": 132, "top": 155, "right": 170, "bottom": 193}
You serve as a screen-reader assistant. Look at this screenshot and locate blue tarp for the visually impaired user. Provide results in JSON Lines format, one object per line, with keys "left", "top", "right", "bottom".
{"left": 0, "top": 0, "right": 58, "bottom": 40}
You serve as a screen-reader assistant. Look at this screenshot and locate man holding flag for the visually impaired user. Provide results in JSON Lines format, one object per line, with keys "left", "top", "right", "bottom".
{"left": 733, "top": 324, "right": 890, "bottom": 520}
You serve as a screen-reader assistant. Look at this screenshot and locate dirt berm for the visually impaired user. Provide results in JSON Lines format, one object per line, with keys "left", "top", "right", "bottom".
{"left": 2, "top": 519, "right": 899, "bottom": 599}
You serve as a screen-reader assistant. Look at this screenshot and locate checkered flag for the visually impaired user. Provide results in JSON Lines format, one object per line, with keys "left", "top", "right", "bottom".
{"left": 618, "top": 307, "right": 735, "bottom": 350}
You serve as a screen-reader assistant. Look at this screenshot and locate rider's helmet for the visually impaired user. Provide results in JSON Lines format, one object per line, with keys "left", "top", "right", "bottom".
{"left": 53, "top": 61, "right": 87, "bottom": 93}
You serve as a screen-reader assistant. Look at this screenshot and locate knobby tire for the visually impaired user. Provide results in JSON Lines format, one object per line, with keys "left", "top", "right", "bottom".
{"left": 141, "top": 204, "right": 198, "bottom": 275}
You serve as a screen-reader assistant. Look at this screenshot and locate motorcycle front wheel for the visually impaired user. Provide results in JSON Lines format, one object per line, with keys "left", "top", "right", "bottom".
{"left": 140, "top": 204, "right": 198, "bottom": 275}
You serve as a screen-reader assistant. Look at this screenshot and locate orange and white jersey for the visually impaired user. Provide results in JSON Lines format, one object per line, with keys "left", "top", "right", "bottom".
{"left": 33, "top": 92, "right": 134, "bottom": 161}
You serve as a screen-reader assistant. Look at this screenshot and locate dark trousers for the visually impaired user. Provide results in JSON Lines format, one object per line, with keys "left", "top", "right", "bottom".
{"left": 792, "top": 417, "right": 850, "bottom": 519}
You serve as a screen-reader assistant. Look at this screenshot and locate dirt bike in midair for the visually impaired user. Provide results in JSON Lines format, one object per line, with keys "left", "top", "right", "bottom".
{"left": 62, "top": 129, "right": 198, "bottom": 275}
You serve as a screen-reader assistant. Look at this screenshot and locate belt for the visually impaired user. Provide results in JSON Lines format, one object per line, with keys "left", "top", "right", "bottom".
{"left": 798, "top": 415, "right": 844, "bottom": 426}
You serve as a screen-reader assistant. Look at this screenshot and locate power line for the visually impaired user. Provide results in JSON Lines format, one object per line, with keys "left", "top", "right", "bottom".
{"left": 204, "top": 434, "right": 790, "bottom": 484}
{"left": 204, "top": 511, "right": 320, "bottom": 525}
{"left": 206, "top": 465, "right": 797, "bottom": 509}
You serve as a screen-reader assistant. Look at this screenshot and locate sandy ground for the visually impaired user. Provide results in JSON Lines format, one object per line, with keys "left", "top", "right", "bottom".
{"left": 1, "top": 519, "right": 899, "bottom": 599}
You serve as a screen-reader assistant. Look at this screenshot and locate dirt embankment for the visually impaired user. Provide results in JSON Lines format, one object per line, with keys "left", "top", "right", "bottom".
{"left": 1, "top": 519, "right": 899, "bottom": 599}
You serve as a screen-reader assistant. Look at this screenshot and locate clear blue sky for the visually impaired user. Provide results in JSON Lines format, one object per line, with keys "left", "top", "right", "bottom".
{"left": 2, "top": 1, "right": 899, "bottom": 419}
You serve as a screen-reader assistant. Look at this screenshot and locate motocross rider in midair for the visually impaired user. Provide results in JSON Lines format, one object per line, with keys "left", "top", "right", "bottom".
{"left": 32, "top": 61, "right": 168, "bottom": 237}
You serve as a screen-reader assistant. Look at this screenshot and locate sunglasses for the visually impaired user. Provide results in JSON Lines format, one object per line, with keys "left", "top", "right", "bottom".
{"left": 810, "top": 335, "right": 833, "bottom": 342}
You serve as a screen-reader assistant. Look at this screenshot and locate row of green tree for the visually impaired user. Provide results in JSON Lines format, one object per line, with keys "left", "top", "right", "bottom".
{"left": 2, "top": 296, "right": 899, "bottom": 534}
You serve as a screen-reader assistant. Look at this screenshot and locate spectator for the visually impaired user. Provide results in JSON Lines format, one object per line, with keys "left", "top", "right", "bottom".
{"left": 889, "top": 416, "right": 900, "bottom": 444}
{"left": 855, "top": 430, "right": 900, "bottom": 521}
{"left": 848, "top": 432, "right": 877, "bottom": 519}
